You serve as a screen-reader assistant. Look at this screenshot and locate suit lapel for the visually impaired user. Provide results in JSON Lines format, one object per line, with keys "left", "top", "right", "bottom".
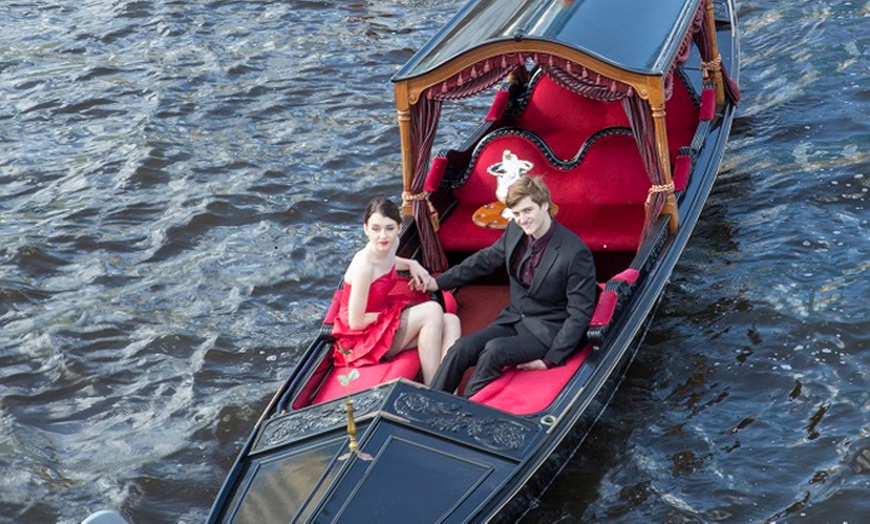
{"left": 529, "top": 224, "right": 563, "bottom": 295}
{"left": 505, "top": 222, "right": 525, "bottom": 277}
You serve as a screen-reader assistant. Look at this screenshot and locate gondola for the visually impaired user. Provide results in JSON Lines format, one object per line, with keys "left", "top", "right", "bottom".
{"left": 207, "top": 0, "right": 740, "bottom": 522}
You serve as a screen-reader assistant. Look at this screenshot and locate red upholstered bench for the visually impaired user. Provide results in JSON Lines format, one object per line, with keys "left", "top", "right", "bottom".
{"left": 465, "top": 267, "right": 637, "bottom": 415}
{"left": 515, "top": 74, "right": 630, "bottom": 160}
{"left": 468, "top": 345, "right": 593, "bottom": 415}
{"left": 438, "top": 130, "right": 649, "bottom": 253}
{"left": 312, "top": 349, "right": 421, "bottom": 404}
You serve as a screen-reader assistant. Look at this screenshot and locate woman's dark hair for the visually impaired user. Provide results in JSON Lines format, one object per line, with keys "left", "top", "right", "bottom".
{"left": 363, "top": 196, "right": 402, "bottom": 225}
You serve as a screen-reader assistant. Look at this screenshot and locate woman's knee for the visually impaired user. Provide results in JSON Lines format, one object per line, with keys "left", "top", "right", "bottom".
{"left": 416, "top": 301, "right": 444, "bottom": 319}
{"left": 406, "top": 301, "right": 443, "bottom": 330}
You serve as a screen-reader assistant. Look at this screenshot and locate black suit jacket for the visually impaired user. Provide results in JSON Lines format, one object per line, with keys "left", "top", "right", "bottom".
{"left": 436, "top": 221, "right": 597, "bottom": 366}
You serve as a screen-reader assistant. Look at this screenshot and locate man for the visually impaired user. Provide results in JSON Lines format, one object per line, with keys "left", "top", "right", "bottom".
{"left": 426, "top": 176, "right": 597, "bottom": 398}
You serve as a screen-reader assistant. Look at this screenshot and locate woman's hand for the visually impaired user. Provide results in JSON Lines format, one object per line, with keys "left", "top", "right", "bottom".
{"left": 407, "top": 260, "right": 430, "bottom": 291}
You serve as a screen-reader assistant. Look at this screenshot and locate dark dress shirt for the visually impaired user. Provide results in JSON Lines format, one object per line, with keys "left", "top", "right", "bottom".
{"left": 510, "top": 221, "right": 556, "bottom": 288}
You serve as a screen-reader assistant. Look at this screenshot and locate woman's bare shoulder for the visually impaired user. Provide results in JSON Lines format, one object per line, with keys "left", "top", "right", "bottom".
{"left": 345, "top": 249, "right": 374, "bottom": 284}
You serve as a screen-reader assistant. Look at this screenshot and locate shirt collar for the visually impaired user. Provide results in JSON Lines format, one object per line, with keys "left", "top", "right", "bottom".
{"left": 530, "top": 219, "right": 556, "bottom": 250}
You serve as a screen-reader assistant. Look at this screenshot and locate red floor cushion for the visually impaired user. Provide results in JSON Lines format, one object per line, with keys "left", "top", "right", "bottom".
{"left": 469, "top": 345, "right": 593, "bottom": 415}
{"left": 312, "top": 350, "right": 421, "bottom": 404}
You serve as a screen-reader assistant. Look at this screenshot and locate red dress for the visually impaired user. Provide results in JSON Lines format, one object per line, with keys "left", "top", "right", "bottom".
{"left": 332, "top": 266, "right": 418, "bottom": 367}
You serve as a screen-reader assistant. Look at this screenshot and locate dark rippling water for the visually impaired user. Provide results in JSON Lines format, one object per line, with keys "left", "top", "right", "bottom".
{"left": 2, "top": 1, "right": 870, "bottom": 523}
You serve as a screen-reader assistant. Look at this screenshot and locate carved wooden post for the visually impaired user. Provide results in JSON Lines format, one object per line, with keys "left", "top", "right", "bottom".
{"left": 705, "top": 0, "right": 726, "bottom": 107}
{"left": 649, "top": 86, "right": 679, "bottom": 233}
{"left": 394, "top": 82, "right": 415, "bottom": 219}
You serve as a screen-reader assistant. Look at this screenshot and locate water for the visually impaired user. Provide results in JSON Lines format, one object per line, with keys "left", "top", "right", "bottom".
{"left": 1, "top": 1, "right": 869, "bottom": 522}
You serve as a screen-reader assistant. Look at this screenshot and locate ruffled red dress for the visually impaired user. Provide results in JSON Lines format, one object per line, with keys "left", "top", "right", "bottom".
{"left": 332, "top": 266, "right": 417, "bottom": 367}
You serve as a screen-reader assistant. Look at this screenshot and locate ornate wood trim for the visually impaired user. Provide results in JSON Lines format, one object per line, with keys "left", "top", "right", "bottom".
{"left": 449, "top": 126, "right": 635, "bottom": 189}
{"left": 392, "top": 392, "right": 536, "bottom": 455}
{"left": 254, "top": 389, "right": 388, "bottom": 453}
{"left": 395, "top": 83, "right": 415, "bottom": 218}
{"left": 396, "top": 40, "right": 657, "bottom": 109}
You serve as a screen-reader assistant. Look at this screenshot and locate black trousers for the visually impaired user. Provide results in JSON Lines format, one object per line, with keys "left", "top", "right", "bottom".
{"left": 431, "top": 322, "right": 548, "bottom": 398}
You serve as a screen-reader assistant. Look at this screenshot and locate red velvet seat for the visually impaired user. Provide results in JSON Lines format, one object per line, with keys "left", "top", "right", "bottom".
{"left": 439, "top": 131, "right": 649, "bottom": 253}
{"left": 436, "top": 71, "right": 702, "bottom": 256}
{"left": 312, "top": 350, "right": 421, "bottom": 404}
{"left": 516, "top": 72, "right": 698, "bottom": 167}
{"left": 469, "top": 345, "right": 593, "bottom": 415}
{"left": 465, "top": 268, "right": 632, "bottom": 415}
{"left": 515, "top": 74, "right": 630, "bottom": 160}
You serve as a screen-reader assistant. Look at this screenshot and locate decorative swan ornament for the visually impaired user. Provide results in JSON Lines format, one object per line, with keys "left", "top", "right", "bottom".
{"left": 486, "top": 149, "right": 534, "bottom": 218}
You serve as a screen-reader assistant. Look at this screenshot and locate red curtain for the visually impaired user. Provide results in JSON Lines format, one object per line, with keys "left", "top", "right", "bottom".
{"left": 408, "top": 97, "right": 447, "bottom": 270}
{"left": 407, "top": 64, "right": 516, "bottom": 271}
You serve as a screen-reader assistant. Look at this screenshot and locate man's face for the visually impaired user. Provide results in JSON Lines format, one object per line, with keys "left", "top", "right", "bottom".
{"left": 509, "top": 196, "right": 551, "bottom": 239}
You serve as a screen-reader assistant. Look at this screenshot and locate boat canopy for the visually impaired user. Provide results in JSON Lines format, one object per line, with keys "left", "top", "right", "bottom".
{"left": 392, "top": 0, "right": 739, "bottom": 271}
{"left": 394, "top": 0, "right": 701, "bottom": 80}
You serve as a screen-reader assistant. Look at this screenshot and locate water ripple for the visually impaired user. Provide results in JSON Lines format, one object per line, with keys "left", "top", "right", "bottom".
{"left": 3, "top": 0, "right": 870, "bottom": 523}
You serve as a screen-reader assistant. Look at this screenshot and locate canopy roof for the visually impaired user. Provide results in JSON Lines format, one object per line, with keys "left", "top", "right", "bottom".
{"left": 393, "top": 0, "right": 703, "bottom": 81}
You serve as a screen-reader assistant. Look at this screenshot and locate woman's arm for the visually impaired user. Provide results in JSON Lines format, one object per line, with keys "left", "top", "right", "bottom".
{"left": 345, "top": 256, "right": 379, "bottom": 330}
{"left": 396, "top": 256, "right": 429, "bottom": 289}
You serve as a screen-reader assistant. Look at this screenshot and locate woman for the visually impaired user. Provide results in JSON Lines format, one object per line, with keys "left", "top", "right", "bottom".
{"left": 332, "top": 197, "right": 461, "bottom": 385}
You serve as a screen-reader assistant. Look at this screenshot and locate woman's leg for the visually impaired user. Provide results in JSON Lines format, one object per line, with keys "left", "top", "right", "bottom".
{"left": 441, "top": 313, "right": 461, "bottom": 360}
{"left": 382, "top": 301, "right": 444, "bottom": 385}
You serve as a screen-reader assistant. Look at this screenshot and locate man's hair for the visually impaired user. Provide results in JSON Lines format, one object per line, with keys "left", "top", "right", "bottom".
{"left": 505, "top": 176, "right": 551, "bottom": 209}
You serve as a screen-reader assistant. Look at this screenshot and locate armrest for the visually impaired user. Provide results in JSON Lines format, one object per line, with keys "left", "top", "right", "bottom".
{"left": 587, "top": 269, "right": 640, "bottom": 349}
{"left": 485, "top": 89, "right": 510, "bottom": 122}
{"left": 320, "top": 289, "right": 343, "bottom": 341}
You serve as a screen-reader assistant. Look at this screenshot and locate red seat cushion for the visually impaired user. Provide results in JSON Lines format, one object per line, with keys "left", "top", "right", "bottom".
{"left": 485, "top": 90, "right": 510, "bottom": 122}
{"left": 700, "top": 87, "right": 716, "bottom": 122}
{"left": 590, "top": 290, "right": 618, "bottom": 326}
{"left": 312, "top": 350, "right": 421, "bottom": 404}
{"left": 672, "top": 153, "right": 691, "bottom": 192}
{"left": 438, "top": 203, "right": 503, "bottom": 251}
{"left": 439, "top": 131, "right": 648, "bottom": 253}
{"left": 468, "top": 345, "right": 593, "bottom": 415}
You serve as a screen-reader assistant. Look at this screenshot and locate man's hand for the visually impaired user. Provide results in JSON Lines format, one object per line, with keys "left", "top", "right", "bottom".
{"left": 516, "top": 359, "right": 547, "bottom": 371}
{"left": 424, "top": 275, "right": 440, "bottom": 292}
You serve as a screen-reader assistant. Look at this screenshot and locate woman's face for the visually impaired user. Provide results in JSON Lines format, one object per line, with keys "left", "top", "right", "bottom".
{"left": 364, "top": 212, "right": 399, "bottom": 253}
